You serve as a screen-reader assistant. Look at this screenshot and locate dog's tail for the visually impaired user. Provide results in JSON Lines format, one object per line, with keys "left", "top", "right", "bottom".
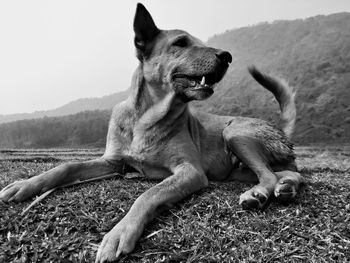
{"left": 248, "top": 65, "right": 297, "bottom": 139}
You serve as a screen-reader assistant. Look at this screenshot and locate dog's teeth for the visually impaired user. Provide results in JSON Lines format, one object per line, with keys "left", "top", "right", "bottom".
{"left": 200, "top": 76, "right": 205, "bottom": 85}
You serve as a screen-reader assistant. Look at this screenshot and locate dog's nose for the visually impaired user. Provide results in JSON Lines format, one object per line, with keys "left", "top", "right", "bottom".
{"left": 216, "top": 50, "right": 232, "bottom": 64}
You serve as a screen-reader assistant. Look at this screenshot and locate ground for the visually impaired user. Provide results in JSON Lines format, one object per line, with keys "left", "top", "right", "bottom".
{"left": 0, "top": 146, "right": 349, "bottom": 263}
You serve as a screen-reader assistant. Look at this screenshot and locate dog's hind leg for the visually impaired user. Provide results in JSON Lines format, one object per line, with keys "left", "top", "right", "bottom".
{"left": 226, "top": 161, "right": 303, "bottom": 203}
{"left": 223, "top": 119, "right": 295, "bottom": 209}
{"left": 225, "top": 138, "right": 277, "bottom": 209}
{"left": 225, "top": 166, "right": 259, "bottom": 183}
{"left": 0, "top": 158, "right": 124, "bottom": 202}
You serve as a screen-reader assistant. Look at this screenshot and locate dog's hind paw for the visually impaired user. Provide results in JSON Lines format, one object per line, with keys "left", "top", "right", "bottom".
{"left": 239, "top": 185, "right": 270, "bottom": 210}
{"left": 274, "top": 171, "right": 303, "bottom": 202}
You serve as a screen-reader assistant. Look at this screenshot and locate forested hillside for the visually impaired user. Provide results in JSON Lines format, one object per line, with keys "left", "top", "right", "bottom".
{"left": 199, "top": 12, "right": 350, "bottom": 143}
{"left": 0, "top": 90, "right": 128, "bottom": 124}
{"left": 0, "top": 13, "right": 349, "bottom": 148}
{"left": 0, "top": 111, "right": 110, "bottom": 148}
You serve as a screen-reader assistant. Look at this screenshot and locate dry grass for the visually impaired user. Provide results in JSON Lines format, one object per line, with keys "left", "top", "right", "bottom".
{"left": 0, "top": 146, "right": 349, "bottom": 262}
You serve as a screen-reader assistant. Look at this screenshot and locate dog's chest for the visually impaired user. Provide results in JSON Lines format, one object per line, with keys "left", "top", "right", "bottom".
{"left": 117, "top": 124, "right": 172, "bottom": 178}
{"left": 123, "top": 142, "right": 172, "bottom": 179}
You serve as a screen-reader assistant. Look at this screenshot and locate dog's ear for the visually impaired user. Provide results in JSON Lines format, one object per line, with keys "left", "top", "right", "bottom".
{"left": 133, "top": 3, "right": 160, "bottom": 59}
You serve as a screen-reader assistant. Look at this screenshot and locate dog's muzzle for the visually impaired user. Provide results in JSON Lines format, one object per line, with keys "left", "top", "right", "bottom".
{"left": 172, "top": 49, "right": 232, "bottom": 91}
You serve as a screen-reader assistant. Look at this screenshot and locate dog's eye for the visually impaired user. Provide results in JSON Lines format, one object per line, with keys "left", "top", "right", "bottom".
{"left": 172, "top": 37, "right": 188, "bottom": 47}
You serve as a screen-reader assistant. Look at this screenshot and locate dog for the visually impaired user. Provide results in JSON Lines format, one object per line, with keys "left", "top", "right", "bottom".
{"left": 0, "top": 3, "right": 303, "bottom": 262}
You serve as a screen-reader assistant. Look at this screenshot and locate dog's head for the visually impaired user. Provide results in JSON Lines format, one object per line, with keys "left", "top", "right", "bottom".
{"left": 133, "top": 3, "right": 232, "bottom": 101}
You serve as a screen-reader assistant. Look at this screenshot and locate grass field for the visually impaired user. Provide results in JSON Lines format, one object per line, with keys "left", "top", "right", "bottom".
{"left": 0, "top": 146, "right": 349, "bottom": 262}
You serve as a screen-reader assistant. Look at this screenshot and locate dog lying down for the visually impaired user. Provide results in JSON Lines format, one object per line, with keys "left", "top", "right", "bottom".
{"left": 0, "top": 3, "right": 304, "bottom": 262}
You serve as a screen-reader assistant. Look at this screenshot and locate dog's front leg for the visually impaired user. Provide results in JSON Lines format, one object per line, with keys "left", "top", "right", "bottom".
{"left": 0, "top": 158, "right": 121, "bottom": 202}
{"left": 95, "top": 162, "right": 208, "bottom": 263}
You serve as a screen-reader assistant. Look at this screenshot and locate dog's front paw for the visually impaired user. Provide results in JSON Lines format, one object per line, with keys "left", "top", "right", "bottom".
{"left": 239, "top": 185, "right": 270, "bottom": 210}
{"left": 0, "top": 178, "right": 42, "bottom": 202}
{"left": 95, "top": 219, "right": 142, "bottom": 263}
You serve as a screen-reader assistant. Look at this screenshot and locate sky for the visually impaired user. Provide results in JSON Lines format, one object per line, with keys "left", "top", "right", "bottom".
{"left": 1, "top": 0, "right": 350, "bottom": 115}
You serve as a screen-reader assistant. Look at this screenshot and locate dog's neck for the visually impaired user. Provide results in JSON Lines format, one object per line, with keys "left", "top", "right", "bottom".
{"left": 131, "top": 65, "right": 189, "bottom": 131}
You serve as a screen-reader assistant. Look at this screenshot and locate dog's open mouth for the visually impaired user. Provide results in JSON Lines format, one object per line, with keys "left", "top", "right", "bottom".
{"left": 172, "top": 73, "right": 219, "bottom": 90}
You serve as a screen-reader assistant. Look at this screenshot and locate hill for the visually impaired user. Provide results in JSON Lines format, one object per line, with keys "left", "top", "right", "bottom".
{"left": 196, "top": 12, "right": 350, "bottom": 143}
{"left": 0, "top": 12, "right": 349, "bottom": 147}
{"left": 0, "top": 110, "right": 110, "bottom": 148}
{"left": 0, "top": 90, "right": 129, "bottom": 124}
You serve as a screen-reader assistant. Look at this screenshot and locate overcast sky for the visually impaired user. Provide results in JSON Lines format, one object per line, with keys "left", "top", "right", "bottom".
{"left": 1, "top": 0, "right": 350, "bottom": 114}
